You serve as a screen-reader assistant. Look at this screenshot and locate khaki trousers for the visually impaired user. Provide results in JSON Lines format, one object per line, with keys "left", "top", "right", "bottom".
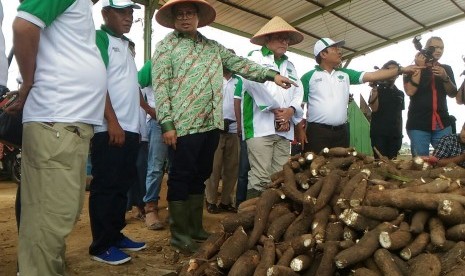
{"left": 246, "top": 135, "right": 289, "bottom": 191}
{"left": 205, "top": 133, "right": 239, "bottom": 205}
{"left": 19, "top": 122, "right": 93, "bottom": 276}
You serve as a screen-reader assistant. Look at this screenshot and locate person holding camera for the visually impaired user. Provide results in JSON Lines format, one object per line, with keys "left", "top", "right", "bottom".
{"left": 404, "top": 36, "right": 457, "bottom": 156}
{"left": 204, "top": 63, "right": 241, "bottom": 214}
{"left": 368, "top": 60, "right": 405, "bottom": 159}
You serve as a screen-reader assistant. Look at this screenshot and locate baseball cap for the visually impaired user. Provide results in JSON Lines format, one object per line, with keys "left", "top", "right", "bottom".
{"left": 314, "top": 38, "right": 345, "bottom": 57}
{"left": 101, "top": 0, "right": 141, "bottom": 9}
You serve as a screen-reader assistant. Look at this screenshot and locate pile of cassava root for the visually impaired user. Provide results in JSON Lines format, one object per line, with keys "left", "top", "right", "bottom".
{"left": 179, "top": 147, "right": 465, "bottom": 276}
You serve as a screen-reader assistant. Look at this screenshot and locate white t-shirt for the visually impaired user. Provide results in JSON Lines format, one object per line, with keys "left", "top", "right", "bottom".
{"left": 17, "top": 0, "right": 107, "bottom": 125}
{"left": 301, "top": 66, "right": 365, "bottom": 126}
{"left": 223, "top": 75, "right": 239, "bottom": 133}
{"left": 241, "top": 49, "right": 303, "bottom": 141}
{"left": 94, "top": 30, "right": 140, "bottom": 134}
{"left": 0, "top": 1, "right": 7, "bottom": 86}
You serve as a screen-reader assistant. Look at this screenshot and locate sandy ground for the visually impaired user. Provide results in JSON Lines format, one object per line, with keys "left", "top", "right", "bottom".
{"left": 0, "top": 177, "right": 228, "bottom": 275}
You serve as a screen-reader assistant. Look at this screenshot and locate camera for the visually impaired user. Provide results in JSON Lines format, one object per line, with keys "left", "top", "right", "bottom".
{"left": 370, "top": 66, "right": 393, "bottom": 89}
{"left": 412, "top": 35, "right": 435, "bottom": 63}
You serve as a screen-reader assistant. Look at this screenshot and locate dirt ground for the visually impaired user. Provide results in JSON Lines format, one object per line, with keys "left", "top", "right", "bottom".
{"left": 0, "top": 177, "right": 228, "bottom": 275}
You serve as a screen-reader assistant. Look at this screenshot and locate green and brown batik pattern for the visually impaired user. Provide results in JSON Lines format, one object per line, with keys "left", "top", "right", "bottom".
{"left": 152, "top": 31, "right": 275, "bottom": 137}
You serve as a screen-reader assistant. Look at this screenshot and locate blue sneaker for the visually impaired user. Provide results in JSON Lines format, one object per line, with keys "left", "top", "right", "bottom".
{"left": 116, "top": 236, "right": 147, "bottom": 252}
{"left": 91, "top": 246, "right": 131, "bottom": 265}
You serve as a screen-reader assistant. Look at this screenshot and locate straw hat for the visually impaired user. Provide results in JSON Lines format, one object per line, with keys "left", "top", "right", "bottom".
{"left": 250, "top": 16, "right": 304, "bottom": 46}
{"left": 155, "top": 0, "right": 216, "bottom": 29}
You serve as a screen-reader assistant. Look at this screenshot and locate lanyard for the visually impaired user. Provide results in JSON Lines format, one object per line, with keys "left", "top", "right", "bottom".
{"left": 430, "top": 72, "right": 444, "bottom": 130}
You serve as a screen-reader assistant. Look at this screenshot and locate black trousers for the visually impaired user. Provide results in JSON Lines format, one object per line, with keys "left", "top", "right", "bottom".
{"left": 88, "top": 131, "right": 139, "bottom": 255}
{"left": 371, "top": 134, "right": 402, "bottom": 159}
{"left": 167, "top": 129, "right": 220, "bottom": 201}
{"left": 304, "top": 122, "right": 349, "bottom": 153}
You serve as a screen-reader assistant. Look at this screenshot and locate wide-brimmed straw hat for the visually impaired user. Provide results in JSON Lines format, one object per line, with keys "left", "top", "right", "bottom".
{"left": 155, "top": 0, "right": 216, "bottom": 29}
{"left": 250, "top": 16, "right": 304, "bottom": 46}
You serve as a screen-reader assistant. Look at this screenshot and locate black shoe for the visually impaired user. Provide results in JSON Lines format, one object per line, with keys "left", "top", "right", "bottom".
{"left": 206, "top": 202, "right": 220, "bottom": 214}
{"left": 218, "top": 203, "right": 237, "bottom": 213}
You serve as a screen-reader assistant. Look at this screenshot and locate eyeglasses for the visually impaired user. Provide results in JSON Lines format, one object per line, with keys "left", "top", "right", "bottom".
{"left": 271, "top": 35, "right": 291, "bottom": 43}
{"left": 175, "top": 10, "right": 197, "bottom": 20}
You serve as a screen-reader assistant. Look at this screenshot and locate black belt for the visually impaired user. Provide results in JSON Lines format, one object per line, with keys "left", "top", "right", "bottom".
{"left": 309, "top": 122, "right": 346, "bottom": 131}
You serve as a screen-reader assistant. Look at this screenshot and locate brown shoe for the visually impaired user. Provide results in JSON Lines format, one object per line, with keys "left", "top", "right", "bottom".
{"left": 218, "top": 203, "right": 237, "bottom": 213}
{"left": 144, "top": 202, "right": 164, "bottom": 230}
{"left": 132, "top": 206, "right": 146, "bottom": 221}
{"left": 206, "top": 202, "right": 220, "bottom": 214}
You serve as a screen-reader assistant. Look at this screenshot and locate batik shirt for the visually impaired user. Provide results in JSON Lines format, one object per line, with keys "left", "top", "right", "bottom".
{"left": 151, "top": 30, "right": 276, "bottom": 137}
{"left": 433, "top": 134, "right": 465, "bottom": 167}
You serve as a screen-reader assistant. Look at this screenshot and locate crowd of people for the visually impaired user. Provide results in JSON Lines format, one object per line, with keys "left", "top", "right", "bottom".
{"left": 2, "top": 0, "right": 465, "bottom": 274}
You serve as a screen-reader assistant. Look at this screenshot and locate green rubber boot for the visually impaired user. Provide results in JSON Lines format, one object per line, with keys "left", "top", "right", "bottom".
{"left": 168, "top": 201, "right": 199, "bottom": 253}
{"left": 187, "top": 194, "right": 210, "bottom": 241}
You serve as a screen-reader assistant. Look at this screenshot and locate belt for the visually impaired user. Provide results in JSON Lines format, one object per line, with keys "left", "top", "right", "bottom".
{"left": 309, "top": 122, "right": 346, "bottom": 131}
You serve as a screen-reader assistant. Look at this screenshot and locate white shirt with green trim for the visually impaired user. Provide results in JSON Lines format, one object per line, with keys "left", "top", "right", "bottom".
{"left": 17, "top": 0, "right": 107, "bottom": 125}
{"left": 223, "top": 75, "right": 240, "bottom": 134}
{"left": 241, "top": 50, "right": 303, "bottom": 141}
{"left": 0, "top": 2, "right": 7, "bottom": 86}
{"left": 301, "top": 66, "right": 365, "bottom": 126}
{"left": 94, "top": 30, "right": 140, "bottom": 134}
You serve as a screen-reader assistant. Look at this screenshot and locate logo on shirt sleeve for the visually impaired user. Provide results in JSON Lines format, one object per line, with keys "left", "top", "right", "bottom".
{"left": 112, "top": 47, "right": 120, "bottom": 53}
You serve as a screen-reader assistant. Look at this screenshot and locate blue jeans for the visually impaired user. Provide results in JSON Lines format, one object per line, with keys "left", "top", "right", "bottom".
{"left": 407, "top": 126, "right": 451, "bottom": 156}
{"left": 144, "top": 119, "right": 168, "bottom": 204}
{"left": 235, "top": 140, "right": 250, "bottom": 207}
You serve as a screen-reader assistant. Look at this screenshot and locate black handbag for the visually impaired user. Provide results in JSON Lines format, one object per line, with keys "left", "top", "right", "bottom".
{"left": 0, "top": 111, "right": 22, "bottom": 147}
{"left": 0, "top": 92, "right": 23, "bottom": 147}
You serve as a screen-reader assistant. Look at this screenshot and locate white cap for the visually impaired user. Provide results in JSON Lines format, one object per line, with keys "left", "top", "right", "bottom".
{"left": 101, "top": 0, "right": 140, "bottom": 9}
{"left": 314, "top": 38, "right": 345, "bottom": 57}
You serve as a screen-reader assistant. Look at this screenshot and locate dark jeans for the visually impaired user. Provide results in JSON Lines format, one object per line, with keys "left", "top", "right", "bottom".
{"left": 371, "top": 134, "right": 402, "bottom": 159}
{"left": 235, "top": 139, "right": 250, "bottom": 207}
{"left": 167, "top": 129, "right": 219, "bottom": 201}
{"left": 304, "top": 122, "right": 349, "bottom": 153}
{"left": 88, "top": 131, "right": 139, "bottom": 255}
{"left": 127, "top": 141, "right": 148, "bottom": 210}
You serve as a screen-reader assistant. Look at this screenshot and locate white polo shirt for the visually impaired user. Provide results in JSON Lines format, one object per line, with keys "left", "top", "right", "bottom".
{"left": 0, "top": 2, "right": 7, "bottom": 86}
{"left": 241, "top": 49, "right": 304, "bottom": 141}
{"left": 223, "top": 75, "right": 241, "bottom": 134}
{"left": 94, "top": 27, "right": 140, "bottom": 134}
{"left": 17, "top": 0, "right": 107, "bottom": 125}
{"left": 301, "top": 66, "right": 365, "bottom": 126}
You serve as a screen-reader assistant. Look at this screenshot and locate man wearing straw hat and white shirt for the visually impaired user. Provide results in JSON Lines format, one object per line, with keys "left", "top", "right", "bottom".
{"left": 239, "top": 16, "right": 305, "bottom": 199}
{"left": 152, "top": 0, "right": 297, "bottom": 253}
{"left": 301, "top": 38, "right": 420, "bottom": 153}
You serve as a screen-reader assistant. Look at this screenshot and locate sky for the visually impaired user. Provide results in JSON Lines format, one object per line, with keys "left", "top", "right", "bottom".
{"left": 2, "top": 1, "right": 465, "bottom": 143}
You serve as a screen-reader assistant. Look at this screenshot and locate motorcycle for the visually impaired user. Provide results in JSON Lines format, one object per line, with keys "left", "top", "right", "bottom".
{"left": 0, "top": 143, "right": 21, "bottom": 183}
